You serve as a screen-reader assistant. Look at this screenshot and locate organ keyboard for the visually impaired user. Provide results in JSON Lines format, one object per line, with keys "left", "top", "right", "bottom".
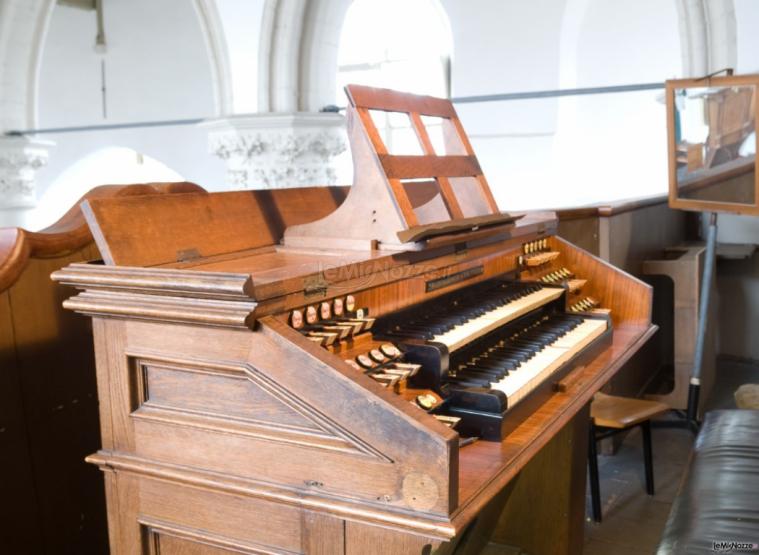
{"left": 381, "top": 281, "right": 565, "bottom": 352}
{"left": 52, "top": 85, "right": 655, "bottom": 554}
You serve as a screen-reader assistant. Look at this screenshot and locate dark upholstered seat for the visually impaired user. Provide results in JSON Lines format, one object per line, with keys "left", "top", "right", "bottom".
{"left": 657, "top": 410, "right": 759, "bottom": 554}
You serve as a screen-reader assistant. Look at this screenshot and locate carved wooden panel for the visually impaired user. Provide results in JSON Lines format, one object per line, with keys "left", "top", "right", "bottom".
{"left": 129, "top": 356, "right": 389, "bottom": 459}
{"left": 138, "top": 475, "right": 305, "bottom": 554}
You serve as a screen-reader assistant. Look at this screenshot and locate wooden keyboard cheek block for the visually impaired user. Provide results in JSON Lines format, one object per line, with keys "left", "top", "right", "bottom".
{"left": 85, "top": 313, "right": 459, "bottom": 522}
{"left": 552, "top": 236, "right": 653, "bottom": 327}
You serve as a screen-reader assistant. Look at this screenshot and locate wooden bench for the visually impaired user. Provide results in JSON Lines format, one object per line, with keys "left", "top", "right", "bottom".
{"left": 657, "top": 410, "right": 759, "bottom": 554}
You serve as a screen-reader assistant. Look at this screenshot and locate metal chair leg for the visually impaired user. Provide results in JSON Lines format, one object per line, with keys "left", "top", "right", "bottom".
{"left": 588, "top": 420, "right": 602, "bottom": 522}
{"left": 641, "top": 420, "right": 654, "bottom": 496}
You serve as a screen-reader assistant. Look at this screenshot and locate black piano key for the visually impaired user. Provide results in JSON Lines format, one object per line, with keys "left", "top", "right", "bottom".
{"left": 459, "top": 368, "right": 505, "bottom": 381}
{"left": 447, "top": 376, "right": 491, "bottom": 388}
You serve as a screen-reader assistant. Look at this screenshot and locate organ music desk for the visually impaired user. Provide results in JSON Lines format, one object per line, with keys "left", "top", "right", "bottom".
{"left": 52, "top": 86, "right": 655, "bottom": 554}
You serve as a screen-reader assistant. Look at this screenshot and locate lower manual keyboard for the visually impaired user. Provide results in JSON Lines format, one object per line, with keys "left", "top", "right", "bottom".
{"left": 441, "top": 312, "right": 611, "bottom": 439}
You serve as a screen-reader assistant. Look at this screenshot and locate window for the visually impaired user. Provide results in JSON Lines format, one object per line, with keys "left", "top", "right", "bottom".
{"left": 336, "top": 0, "right": 452, "bottom": 153}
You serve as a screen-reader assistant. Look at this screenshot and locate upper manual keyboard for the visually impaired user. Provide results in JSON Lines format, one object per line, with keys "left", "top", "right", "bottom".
{"left": 376, "top": 280, "right": 564, "bottom": 353}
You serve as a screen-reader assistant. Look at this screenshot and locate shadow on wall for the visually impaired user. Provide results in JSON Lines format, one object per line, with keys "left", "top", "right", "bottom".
{"left": 28, "top": 147, "right": 184, "bottom": 231}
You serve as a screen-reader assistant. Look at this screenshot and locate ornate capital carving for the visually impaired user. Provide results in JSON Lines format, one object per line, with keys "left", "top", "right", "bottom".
{"left": 204, "top": 113, "right": 347, "bottom": 189}
{"left": 0, "top": 137, "right": 54, "bottom": 208}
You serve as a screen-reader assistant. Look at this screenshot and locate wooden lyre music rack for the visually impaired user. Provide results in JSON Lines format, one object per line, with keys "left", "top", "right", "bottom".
{"left": 284, "top": 85, "right": 520, "bottom": 250}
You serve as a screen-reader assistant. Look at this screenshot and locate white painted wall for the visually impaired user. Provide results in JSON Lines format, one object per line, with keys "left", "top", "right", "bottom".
{"left": 13, "top": 0, "right": 758, "bottom": 230}
{"left": 39, "top": 1, "right": 217, "bottom": 126}
{"left": 443, "top": 0, "right": 566, "bottom": 210}
{"left": 215, "top": 0, "right": 266, "bottom": 113}
{"left": 736, "top": 0, "right": 759, "bottom": 74}
{"left": 443, "top": 0, "right": 683, "bottom": 212}
{"left": 711, "top": 0, "right": 759, "bottom": 246}
{"left": 27, "top": 0, "right": 227, "bottom": 229}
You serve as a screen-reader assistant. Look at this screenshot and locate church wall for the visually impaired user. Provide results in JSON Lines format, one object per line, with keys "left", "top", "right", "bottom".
{"left": 711, "top": 0, "right": 759, "bottom": 361}
{"left": 28, "top": 0, "right": 227, "bottom": 229}
{"left": 443, "top": 0, "right": 681, "bottom": 211}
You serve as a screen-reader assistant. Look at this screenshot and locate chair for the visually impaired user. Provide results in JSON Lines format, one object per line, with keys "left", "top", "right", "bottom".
{"left": 587, "top": 393, "right": 669, "bottom": 522}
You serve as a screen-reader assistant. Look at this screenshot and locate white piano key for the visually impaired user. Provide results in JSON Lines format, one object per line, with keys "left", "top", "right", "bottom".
{"left": 431, "top": 287, "right": 564, "bottom": 352}
{"left": 488, "top": 317, "right": 608, "bottom": 408}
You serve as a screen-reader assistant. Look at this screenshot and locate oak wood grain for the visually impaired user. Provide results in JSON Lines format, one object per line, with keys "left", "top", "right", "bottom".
{"left": 83, "top": 187, "right": 349, "bottom": 267}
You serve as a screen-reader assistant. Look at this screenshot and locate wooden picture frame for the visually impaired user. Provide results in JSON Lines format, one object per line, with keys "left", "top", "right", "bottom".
{"left": 666, "top": 74, "right": 759, "bottom": 215}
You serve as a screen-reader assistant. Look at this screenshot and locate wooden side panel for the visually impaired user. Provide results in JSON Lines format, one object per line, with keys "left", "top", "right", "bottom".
{"left": 135, "top": 360, "right": 323, "bottom": 431}
{"left": 147, "top": 534, "right": 243, "bottom": 555}
{"left": 0, "top": 289, "right": 45, "bottom": 554}
{"left": 553, "top": 237, "right": 653, "bottom": 327}
{"left": 140, "top": 477, "right": 305, "bottom": 553}
{"left": 105, "top": 470, "right": 142, "bottom": 553}
{"left": 92, "top": 317, "right": 455, "bottom": 516}
{"left": 345, "top": 521, "right": 440, "bottom": 555}
{"left": 489, "top": 405, "right": 590, "bottom": 555}
{"left": 103, "top": 471, "right": 348, "bottom": 555}
{"left": 7, "top": 247, "right": 108, "bottom": 554}
{"left": 301, "top": 512, "right": 345, "bottom": 555}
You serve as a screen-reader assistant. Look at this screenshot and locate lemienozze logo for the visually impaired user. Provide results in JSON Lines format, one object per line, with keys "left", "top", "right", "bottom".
{"left": 713, "top": 541, "right": 758, "bottom": 552}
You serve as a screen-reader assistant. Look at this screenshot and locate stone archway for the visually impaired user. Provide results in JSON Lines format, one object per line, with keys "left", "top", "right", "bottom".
{"left": 0, "top": 0, "right": 56, "bottom": 213}
{"left": 257, "top": 0, "right": 353, "bottom": 112}
{"left": 0, "top": 0, "right": 232, "bottom": 214}
{"left": 676, "top": 0, "right": 737, "bottom": 76}
{"left": 206, "top": 0, "right": 352, "bottom": 189}
{"left": 0, "top": 0, "right": 56, "bottom": 132}
{"left": 192, "top": 0, "right": 234, "bottom": 116}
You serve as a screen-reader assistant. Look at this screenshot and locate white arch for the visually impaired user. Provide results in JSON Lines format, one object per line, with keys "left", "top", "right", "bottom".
{"left": 0, "top": 0, "right": 235, "bottom": 131}
{"left": 0, "top": 0, "right": 56, "bottom": 131}
{"left": 675, "top": 0, "right": 737, "bottom": 76}
{"left": 299, "top": 0, "right": 353, "bottom": 111}
{"left": 258, "top": 0, "right": 352, "bottom": 112}
{"left": 192, "top": 0, "right": 234, "bottom": 115}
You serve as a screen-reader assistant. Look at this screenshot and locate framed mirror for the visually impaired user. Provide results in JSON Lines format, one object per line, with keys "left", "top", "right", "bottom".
{"left": 666, "top": 74, "right": 759, "bottom": 215}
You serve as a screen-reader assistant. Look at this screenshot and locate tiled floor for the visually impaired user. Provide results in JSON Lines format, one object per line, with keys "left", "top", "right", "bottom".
{"left": 582, "top": 357, "right": 759, "bottom": 555}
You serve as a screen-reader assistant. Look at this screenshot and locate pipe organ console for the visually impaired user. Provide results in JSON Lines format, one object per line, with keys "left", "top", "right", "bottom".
{"left": 52, "top": 86, "right": 655, "bottom": 554}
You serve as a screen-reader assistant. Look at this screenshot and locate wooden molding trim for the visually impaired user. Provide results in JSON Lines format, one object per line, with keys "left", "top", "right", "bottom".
{"left": 552, "top": 193, "right": 670, "bottom": 222}
{"left": 62, "top": 290, "right": 258, "bottom": 329}
{"left": 52, "top": 263, "right": 254, "bottom": 299}
{"left": 0, "top": 182, "right": 204, "bottom": 292}
{"left": 85, "top": 450, "right": 458, "bottom": 540}
{"left": 127, "top": 353, "right": 394, "bottom": 461}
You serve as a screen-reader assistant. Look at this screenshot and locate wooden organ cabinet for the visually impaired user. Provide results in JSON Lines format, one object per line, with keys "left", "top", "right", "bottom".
{"left": 53, "top": 86, "right": 655, "bottom": 554}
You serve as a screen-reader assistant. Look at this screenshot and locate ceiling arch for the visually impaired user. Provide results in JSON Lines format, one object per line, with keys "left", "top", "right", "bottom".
{"left": 0, "top": 0, "right": 56, "bottom": 131}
